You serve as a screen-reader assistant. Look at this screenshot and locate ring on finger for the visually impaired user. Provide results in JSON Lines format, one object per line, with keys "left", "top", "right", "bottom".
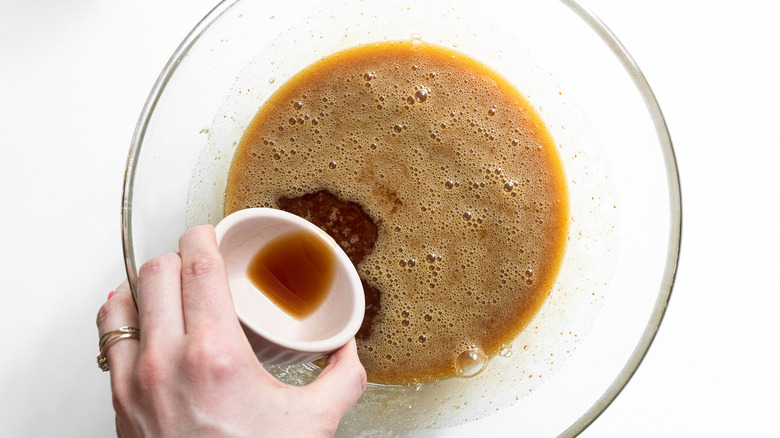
{"left": 99, "top": 326, "right": 139, "bottom": 349}
{"left": 97, "top": 327, "right": 140, "bottom": 372}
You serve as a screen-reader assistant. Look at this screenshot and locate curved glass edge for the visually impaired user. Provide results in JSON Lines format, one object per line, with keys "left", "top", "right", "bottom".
{"left": 558, "top": 0, "right": 682, "bottom": 436}
{"left": 120, "top": 0, "right": 682, "bottom": 434}
{"left": 121, "top": 0, "right": 240, "bottom": 305}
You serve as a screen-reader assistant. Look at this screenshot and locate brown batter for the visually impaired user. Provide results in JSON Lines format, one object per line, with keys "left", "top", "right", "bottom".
{"left": 225, "top": 41, "right": 568, "bottom": 384}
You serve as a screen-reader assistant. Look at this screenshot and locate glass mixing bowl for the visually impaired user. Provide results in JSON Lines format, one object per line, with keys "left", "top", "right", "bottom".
{"left": 122, "top": 0, "right": 681, "bottom": 436}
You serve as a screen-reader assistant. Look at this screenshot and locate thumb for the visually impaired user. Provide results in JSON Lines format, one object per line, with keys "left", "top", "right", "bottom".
{"left": 307, "top": 339, "right": 367, "bottom": 414}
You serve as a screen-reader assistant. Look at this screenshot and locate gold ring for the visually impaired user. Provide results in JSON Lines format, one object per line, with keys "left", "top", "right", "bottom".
{"left": 97, "top": 327, "right": 140, "bottom": 372}
{"left": 99, "top": 326, "right": 139, "bottom": 350}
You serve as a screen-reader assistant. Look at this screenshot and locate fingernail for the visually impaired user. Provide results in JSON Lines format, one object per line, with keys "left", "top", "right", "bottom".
{"left": 107, "top": 291, "right": 115, "bottom": 300}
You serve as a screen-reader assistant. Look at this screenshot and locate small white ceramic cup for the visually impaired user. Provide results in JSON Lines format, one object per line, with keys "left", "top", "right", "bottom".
{"left": 214, "top": 208, "right": 365, "bottom": 366}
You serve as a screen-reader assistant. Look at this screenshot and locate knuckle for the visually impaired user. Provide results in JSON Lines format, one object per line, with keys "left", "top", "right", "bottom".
{"left": 96, "top": 293, "right": 133, "bottom": 329}
{"left": 95, "top": 302, "right": 113, "bottom": 328}
{"left": 181, "top": 254, "right": 222, "bottom": 281}
{"left": 353, "top": 364, "right": 368, "bottom": 394}
{"left": 134, "top": 353, "right": 170, "bottom": 390}
{"left": 139, "top": 253, "right": 180, "bottom": 277}
{"left": 338, "top": 363, "right": 368, "bottom": 400}
{"left": 184, "top": 339, "right": 238, "bottom": 382}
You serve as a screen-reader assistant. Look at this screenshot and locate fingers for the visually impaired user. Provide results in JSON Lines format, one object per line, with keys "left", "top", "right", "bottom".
{"left": 96, "top": 281, "right": 140, "bottom": 382}
{"left": 178, "top": 225, "right": 240, "bottom": 335}
{"left": 307, "top": 339, "right": 367, "bottom": 415}
{"left": 137, "top": 252, "right": 185, "bottom": 344}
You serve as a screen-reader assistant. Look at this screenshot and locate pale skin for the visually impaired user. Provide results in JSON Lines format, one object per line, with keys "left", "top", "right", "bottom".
{"left": 96, "top": 225, "right": 367, "bottom": 437}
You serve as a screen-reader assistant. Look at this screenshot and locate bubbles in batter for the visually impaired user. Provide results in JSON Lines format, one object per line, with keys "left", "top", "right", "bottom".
{"left": 225, "top": 41, "right": 568, "bottom": 385}
{"left": 455, "top": 347, "right": 488, "bottom": 377}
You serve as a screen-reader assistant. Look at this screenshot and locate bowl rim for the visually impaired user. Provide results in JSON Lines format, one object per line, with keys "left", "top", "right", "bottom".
{"left": 122, "top": 0, "right": 681, "bottom": 435}
{"left": 122, "top": 0, "right": 235, "bottom": 306}
{"left": 553, "top": 2, "right": 682, "bottom": 434}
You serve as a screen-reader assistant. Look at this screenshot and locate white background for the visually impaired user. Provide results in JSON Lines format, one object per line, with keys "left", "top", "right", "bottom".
{"left": 1, "top": 0, "right": 778, "bottom": 436}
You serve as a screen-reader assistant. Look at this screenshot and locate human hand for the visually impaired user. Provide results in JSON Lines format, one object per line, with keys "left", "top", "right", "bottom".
{"left": 96, "top": 225, "right": 367, "bottom": 437}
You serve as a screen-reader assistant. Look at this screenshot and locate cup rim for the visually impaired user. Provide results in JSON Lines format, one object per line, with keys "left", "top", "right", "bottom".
{"left": 214, "top": 207, "right": 366, "bottom": 353}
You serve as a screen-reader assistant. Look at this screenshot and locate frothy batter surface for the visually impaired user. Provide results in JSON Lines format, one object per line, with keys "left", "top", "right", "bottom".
{"left": 226, "top": 41, "right": 568, "bottom": 384}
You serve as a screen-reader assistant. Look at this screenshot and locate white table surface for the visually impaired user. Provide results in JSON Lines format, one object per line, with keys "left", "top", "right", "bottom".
{"left": 1, "top": 0, "right": 778, "bottom": 436}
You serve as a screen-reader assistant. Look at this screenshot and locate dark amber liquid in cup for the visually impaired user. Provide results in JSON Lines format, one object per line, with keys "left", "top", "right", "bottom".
{"left": 247, "top": 229, "right": 337, "bottom": 319}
